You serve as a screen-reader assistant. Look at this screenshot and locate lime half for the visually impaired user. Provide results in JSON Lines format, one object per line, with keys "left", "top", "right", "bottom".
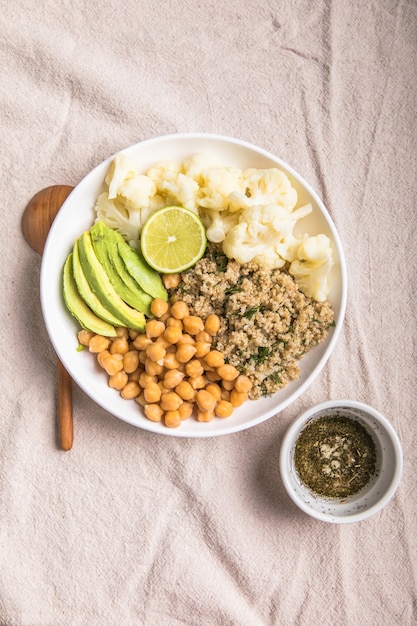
{"left": 140, "top": 206, "right": 207, "bottom": 273}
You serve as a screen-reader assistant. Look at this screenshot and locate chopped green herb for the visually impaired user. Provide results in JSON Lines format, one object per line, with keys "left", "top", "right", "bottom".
{"left": 294, "top": 415, "right": 377, "bottom": 499}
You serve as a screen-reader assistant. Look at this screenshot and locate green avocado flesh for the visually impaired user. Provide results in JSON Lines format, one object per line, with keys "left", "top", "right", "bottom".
{"left": 90, "top": 221, "right": 153, "bottom": 316}
{"left": 63, "top": 254, "right": 117, "bottom": 337}
{"left": 77, "top": 231, "right": 146, "bottom": 331}
{"left": 72, "top": 239, "right": 126, "bottom": 327}
{"left": 116, "top": 236, "right": 167, "bottom": 301}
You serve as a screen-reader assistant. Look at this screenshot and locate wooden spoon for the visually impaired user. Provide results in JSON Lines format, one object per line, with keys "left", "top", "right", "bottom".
{"left": 22, "top": 185, "right": 75, "bottom": 451}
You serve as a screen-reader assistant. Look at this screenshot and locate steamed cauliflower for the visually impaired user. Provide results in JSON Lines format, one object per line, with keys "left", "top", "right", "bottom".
{"left": 222, "top": 204, "right": 312, "bottom": 267}
{"left": 146, "top": 160, "right": 200, "bottom": 211}
{"left": 94, "top": 151, "right": 334, "bottom": 303}
{"left": 289, "top": 234, "right": 334, "bottom": 302}
{"left": 229, "top": 168, "right": 298, "bottom": 212}
{"left": 198, "top": 167, "right": 245, "bottom": 211}
{"left": 95, "top": 193, "right": 150, "bottom": 249}
{"left": 199, "top": 208, "right": 240, "bottom": 243}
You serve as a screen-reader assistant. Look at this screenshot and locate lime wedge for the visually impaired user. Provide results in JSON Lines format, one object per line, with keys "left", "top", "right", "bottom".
{"left": 140, "top": 206, "right": 207, "bottom": 273}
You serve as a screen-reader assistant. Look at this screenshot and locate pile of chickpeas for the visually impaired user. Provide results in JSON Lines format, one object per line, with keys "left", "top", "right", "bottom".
{"left": 78, "top": 296, "right": 252, "bottom": 429}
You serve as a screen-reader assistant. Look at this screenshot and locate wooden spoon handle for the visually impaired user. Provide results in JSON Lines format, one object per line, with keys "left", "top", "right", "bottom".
{"left": 57, "top": 357, "right": 73, "bottom": 451}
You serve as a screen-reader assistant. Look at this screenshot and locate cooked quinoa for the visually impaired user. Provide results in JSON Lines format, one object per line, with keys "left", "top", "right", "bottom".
{"left": 170, "top": 245, "right": 334, "bottom": 400}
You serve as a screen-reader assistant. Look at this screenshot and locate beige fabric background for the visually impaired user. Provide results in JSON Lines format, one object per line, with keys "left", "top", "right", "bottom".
{"left": 1, "top": 1, "right": 416, "bottom": 624}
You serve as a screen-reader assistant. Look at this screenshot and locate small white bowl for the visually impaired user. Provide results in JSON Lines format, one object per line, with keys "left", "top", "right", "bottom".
{"left": 279, "top": 400, "right": 403, "bottom": 523}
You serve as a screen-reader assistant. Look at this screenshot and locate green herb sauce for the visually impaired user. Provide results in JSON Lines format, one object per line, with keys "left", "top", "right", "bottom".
{"left": 294, "top": 415, "right": 377, "bottom": 498}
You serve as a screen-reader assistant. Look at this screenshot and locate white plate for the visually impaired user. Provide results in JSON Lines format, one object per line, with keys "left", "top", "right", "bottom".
{"left": 40, "top": 133, "right": 347, "bottom": 437}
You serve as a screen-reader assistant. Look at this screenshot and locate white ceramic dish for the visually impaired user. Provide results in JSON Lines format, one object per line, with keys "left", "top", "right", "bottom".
{"left": 40, "top": 133, "right": 347, "bottom": 437}
{"left": 279, "top": 400, "right": 403, "bottom": 523}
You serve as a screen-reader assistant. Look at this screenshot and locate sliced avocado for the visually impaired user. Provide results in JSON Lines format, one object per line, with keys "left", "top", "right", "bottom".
{"left": 63, "top": 254, "right": 117, "bottom": 337}
{"left": 116, "top": 237, "right": 168, "bottom": 301}
{"left": 72, "top": 239, "right": 126, "bottom": 327}
{"left": 77, "top": 231, "right": 146, "bottom": 331}
{"left": 90, "top": 221, "right": 153, "bottom": 316}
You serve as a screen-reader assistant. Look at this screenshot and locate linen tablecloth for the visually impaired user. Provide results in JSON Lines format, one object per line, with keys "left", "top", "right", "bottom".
{"left": 1, "top": 1, "right": 416, "bottom": 624}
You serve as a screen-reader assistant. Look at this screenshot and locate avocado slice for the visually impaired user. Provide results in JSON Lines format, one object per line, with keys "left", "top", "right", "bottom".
{"left": 77, "top": 231, "right": 146, "bottom": 331}
{"left": 115, "top": 236, "right": 168, "bottom": 301}
{"left": 72, "top": 239, "right": 126, "bottom": 327}
{"left": 90, "top": 221, "right": 153, "bottom": 316}
{"left": 63, "top": 253, "right": 117, "bottom": 337}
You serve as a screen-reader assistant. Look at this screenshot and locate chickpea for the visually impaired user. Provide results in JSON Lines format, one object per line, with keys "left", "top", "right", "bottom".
{"left": 146, "top": 342, "right": 166, "bottom": 363}
{"left": 182, "top": 315, "right": 204, "bottom": 335}
{"left": 221, "top": 379, "right": 235, "bottom": 391}
{"left": 230, "top": 389, "right": 248, "bottom": 407}
{"left": 165, "top": 317, "right": 183, "bottom": 329}
{"left": 234, "top": 374, "right": 252, "bottom": 393}
{"left": 138, "top": 350, "right": 147, "bottom": 365}
{"left": 139, "top": 372, "right": 157, "bottom": 387}
{"left": 133, "top": 334, "right": 152, "bottom": 350}
{"left": 197, "top": 409, "right": 214, "bottom": 422}
{"left": 196, "top": 389, "right": 217, "bottom": 412}
{"left": 177, "top": 333, "right": 195, "bottom": 345}
{"left": 108, "top": 370, "right": 128, "bottom": 390}
{"left": 220, "top": 388, "right": 231, "bottom": 402}
{"left": 195, "top": 330, "right": 212, "bottom": 344}
{"left": 128, "top": 368, "right": 143, "bottom": 383}
{"left": 78, "top": 329, "right": 94, "bottom": 346}
{"left": 170, "top": 301, "right": 189, "bottom": 320}
{"left": 175, "top": 380, "right": 195, "bottom": 401}
{"left": 155, "top": 335, "right": 171, "bottom": 350}
{"left": 150, "top": 298, "right": 169, "bottom": 318}
{"left": 185, "top": 359, "right": 204, "bottom": 378}
{"left": 163, "top": 369, "right": 185, "bottom": 389}
{"left": 205, "top": 370, "right": 222, "bottom": 382}
{"left": 189, "top": 375, "right": 206, "bottom": 390}
{"left": 160, "top": 391, "right": 183, "bottom": 411}
{"left": 205, "top": 314, "right": 221, "bottom": 336}
{"left": 162, "top": 273, "right": 181, "bottom": 289}
{"left": 143, "top": 382, "right": 162, "bottom": 403}
{"left": 194, "top": 341, "right": 211, "bottom": 358}
{"left": 206, "top": 383, "right": 222, "bottom": 402}
{"left": 101, "top": 354, "right": 124, "bottom": 376}
{"left": 89, "top": 335, "right": 111, "bottom": 353}
{"left": 97, "top": 349, "right": 111, "bottom": 369}
{"left": 144, "top": 359, "right": 164, "bottom": 376}
{"left": 110, "top": 336, "right": 129, "bottom": 355}
{"left": 129, "top": 329, "right": 140, "bottom": 341}
{"left": 144, "top": 403, "right": 164, "bottom": 422}
{"left": 204, "top": 350, "right": 224, "bottom": 368}
{"left": 163, "top": 326, "right": 183, "bottom": 344}
{"left": 164, "top": 410, "right": 181, "bottom": 428}
{"left": 123, "top": 350, "right": 140, "bottom": 373}
{"left": 215, "top": 400, "right": 234, "bottom": 418}
{"left": 121, "top": 381, "right": 141, "bottom": 400}
{"left": 178, "top": 402, "right": 194, "bottom": 421}
{"left": 116, "top": 327, "right": 129, "bottom": 339}
{"left": 163, "top": 352, "right": 181, "bottom": 370}
{"left": 146, "top": 319, "right": 166, "bottom": 339}
{"left": 217, "top": 364, "right": 239, "bottom": 382}
{"left": 136, "top": 392, "right": 147, "bottom": 407}
{"left": 176, "top": 343, "right": 197, "bottom": 363}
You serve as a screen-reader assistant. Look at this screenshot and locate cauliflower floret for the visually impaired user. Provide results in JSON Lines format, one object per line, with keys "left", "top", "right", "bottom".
{"left": 199, "top": 208, "right": 240, "bottom": 243}
{"left": 289, "top": 234, "right": 334, "bottom": 301}
{"left": 222, "top": 204, "right": 313, "bottom": 267}
{"left": 198, "top": 167, "right": 245, "bottom": 211}
{"left": 146, "top": 160, "right": 200, "bottom": 211}
{"left": 229, "top": 168, "right": 298, "bottom": 212}
{"left": 182, "top": 153, "right": 220, "bottom": 186}
{"left": 95, "top": 192, "right": 153, "bottom": 249}
{"left": 106, "top": 154, "right": 143, "bottom": 200}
